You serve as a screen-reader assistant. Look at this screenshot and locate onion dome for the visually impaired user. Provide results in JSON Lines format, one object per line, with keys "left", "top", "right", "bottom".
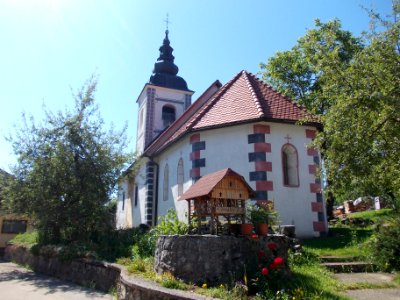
{"left": 149, "top": 30, "right": 189, "bottom": 91}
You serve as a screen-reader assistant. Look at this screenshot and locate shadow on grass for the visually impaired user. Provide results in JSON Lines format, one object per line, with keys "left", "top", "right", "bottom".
{"left": 287, "top": 269, "right": 347, "bottom": 300}
{"left": 302, "top": 227, "right": 373, "bottom": 251}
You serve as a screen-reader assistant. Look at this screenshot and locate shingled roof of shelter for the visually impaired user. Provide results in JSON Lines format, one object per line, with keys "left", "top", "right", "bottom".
{"left": 145, "top": 70, "right": 319, "bottom": 156}
{"left": 177, "top": 168, "right": 255, "bottom": 200}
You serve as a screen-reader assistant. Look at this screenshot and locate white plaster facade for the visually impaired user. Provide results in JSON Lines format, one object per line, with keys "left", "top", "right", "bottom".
{"left": 116, "top": 32, "right": 327, "bottom": 238}
{"left": 118, "top": 119, "right": 326, "bottom": 237}
{"left": 136, "top": 85, "right": 193, "bottom": 155}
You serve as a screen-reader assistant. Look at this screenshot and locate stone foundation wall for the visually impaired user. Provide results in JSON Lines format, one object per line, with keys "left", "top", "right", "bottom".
{"left": 4, "top": 244, "right": 120, "bottom": 292}
{"left": 5, "top": 235, "right": 291, "bottom": 299}
{"left": 4, "top": 244, "right": 210, "bottom": 300}
{"left": 154, "top": 234, "right": 291, "bottom": 285}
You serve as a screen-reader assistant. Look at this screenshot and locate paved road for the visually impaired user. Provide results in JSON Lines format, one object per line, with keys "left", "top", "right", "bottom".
{"left": 0, "top": 260, "right": 113, "bottom": 300}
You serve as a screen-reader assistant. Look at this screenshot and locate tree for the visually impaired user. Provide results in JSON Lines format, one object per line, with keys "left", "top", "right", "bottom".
{"left": 260, "top": 5, "right": 400, "bottom": 205}
{"left": 260, "top": 19, "right": 363, "bottom": 114}
{"left": 0, "top": 169, "right": 13, "bottom": 213}
{"left": 3, "top": 77, "right": 132, "bottom": 243}
{"left": 317, "top": 7, "right": 400, "bottom": 205}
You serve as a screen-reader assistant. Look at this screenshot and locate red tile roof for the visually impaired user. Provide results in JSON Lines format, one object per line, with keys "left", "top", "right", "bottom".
{"left": 145, "top": 70, "right": 319, "bottom": 156}
{"left": 178, "top": 168, "right": 255, "bottom": 200}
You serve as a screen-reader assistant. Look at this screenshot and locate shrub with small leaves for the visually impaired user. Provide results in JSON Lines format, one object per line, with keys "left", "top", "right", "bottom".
{"left": 370, "top": 216, "right": 400, "bottom": 271}
{"left": 151, "top": 209, "right": 188, "bottom": 236}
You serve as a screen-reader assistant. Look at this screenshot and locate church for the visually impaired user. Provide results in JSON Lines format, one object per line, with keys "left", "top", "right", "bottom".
{"left": 116, "top": 30, "right": 327, "bottom": 238}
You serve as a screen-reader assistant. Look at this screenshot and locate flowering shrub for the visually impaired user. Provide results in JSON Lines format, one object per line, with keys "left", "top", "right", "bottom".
{"left": 251, "top": 240, "right": 288, "bottom": 298}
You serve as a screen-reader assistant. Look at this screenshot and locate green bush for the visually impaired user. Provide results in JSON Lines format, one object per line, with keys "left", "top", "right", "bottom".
{"left": 89, "top": 228, "right": 134, "bottom": 261}
{"left": 151, "top": 209, "right": 188, "bottom": 236}
{"left": 160, "top": 272, "right": 187, "bottom": 290}
{"left": 370, "top": 216, "right": 400, "bottom": 271}
{"left": 126, "top": 257, "right": 149, "bottom": 273}
{"left": 10, "top": 231, "right": 38, "bottom": 247}
{"left": 131, "top": 232, "right": 156, "bottom": 259}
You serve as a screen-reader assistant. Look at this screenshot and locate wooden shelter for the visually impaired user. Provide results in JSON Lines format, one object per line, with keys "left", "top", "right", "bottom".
{"left": 178, "top": 168, "right": 255, "bottom": 234}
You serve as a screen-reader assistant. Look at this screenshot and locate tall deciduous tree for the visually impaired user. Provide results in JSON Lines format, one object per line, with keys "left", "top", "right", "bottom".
{"left": 260, "top": 4, "right": 400, "bottom": 205}
{"left": 4, "top": 78, "right": 132, "bottom": 243}
{"left": 317, "top": 7, "right": 400, "bottom": 204}
{"left": 260, "top": 19, "right": 363, "bottom": 114}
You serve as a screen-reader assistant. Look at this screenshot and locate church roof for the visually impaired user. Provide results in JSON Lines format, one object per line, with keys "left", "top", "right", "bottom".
{"left": 148, "top": 30, "right": 190, "bottom": 91}
{"left": 145, "top": 70, "right": 319, "bottom": 156}
{"left": 177, "top": 168, "right": 255, "bottom": 200}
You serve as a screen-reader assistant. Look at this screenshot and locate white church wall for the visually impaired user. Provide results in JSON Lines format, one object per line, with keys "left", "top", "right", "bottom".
{"left": 132, "top": 162, "right": 148, "bottom": 227}
{"left": 116, "top": 158, "right": 150, "bottom": 228}
{"left": 200, "top": 125, "right": 252, "bottom": 179}
{"left": 188, "top": 122, "right": 323, "bottom": 238}
{"left": 155, "top": 137, "right": 192, "bottom": 223}
{"left": 136, "top": 93, "right": 147, "bottom": 155}
{"left": 267, "top": 123, "right": 321, "bottom": 237}
{"left": 121, "top": 119, "right": 324, "bottom": 237}
{"left": 152, "top": 87, "right": 190, "bottom": 135}
{"left": 116, "top": 180, "right": 129, "bottom": 228}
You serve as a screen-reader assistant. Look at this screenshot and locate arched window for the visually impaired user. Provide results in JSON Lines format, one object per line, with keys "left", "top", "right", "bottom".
{"left": 177, "top": 158, "right": 184, "bottom": 196}
{"left": 139, "top": 108, "right": 144, "bottom": 129}
{"left": 162, "top": 106, "right": 176, "bottom": 128}
{"left": 163, "top": 164, "right": 169, "bottom": 202}
{"left": 282, "top": 144, "right": 299, "bottom": 187}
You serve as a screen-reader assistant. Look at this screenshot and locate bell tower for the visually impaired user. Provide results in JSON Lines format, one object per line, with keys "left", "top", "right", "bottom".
{"left": 136, "top": 30, "right": 193, "bottom": 154}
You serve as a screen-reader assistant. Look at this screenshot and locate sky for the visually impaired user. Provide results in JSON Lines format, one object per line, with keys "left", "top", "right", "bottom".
{"left": 0, "top": 0, "right": 393, "bottom": 173}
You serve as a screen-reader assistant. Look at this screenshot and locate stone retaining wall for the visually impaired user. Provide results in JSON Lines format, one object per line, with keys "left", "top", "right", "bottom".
{"left": 4, "top": 244, "right": 210, "bottom": 300}
{"left": 4, "top": 244, "right": 120, "bottom": 292}
{"left": 5, "top": 235, "right": 291, "bottom": 299}
{"left": 154, "top": 234, "right": 291, "bottom": 285}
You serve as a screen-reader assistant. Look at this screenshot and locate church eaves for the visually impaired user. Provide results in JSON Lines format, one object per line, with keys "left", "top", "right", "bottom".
{"left": 144, "top": 70, "right": 320, "bottom": 156}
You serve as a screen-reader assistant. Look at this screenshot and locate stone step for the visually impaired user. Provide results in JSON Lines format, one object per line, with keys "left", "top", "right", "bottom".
{"left": 321, "top": 262, "right": 376, "bottom": 273}
{"left": 319, "top": 255, "right": 357, "bottom": 263}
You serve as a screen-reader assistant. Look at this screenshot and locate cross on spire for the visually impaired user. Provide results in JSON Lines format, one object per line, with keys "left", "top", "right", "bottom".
{"left": 164, "top": 13, "right": 170, "bottom": 32}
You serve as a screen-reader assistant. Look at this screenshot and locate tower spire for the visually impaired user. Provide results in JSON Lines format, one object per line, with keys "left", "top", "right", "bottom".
{"left": 148, "top": 18, "right": 189, "bottom": 91}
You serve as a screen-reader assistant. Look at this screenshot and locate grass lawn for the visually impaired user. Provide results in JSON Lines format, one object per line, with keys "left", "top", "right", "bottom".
{"left": 118, "top": 249, "right": 350, "bottom": 300}
{"left": 11, "top": 209, "right": 398, "bottom": 299}
{"left": 303, "top": 209, "right": 396, "bottom": 259}
{"left": 345, "top": 208, "right": 393, "bottom": 222}
{"left": 302, "top": 227, "right": 373, "bottom": 258}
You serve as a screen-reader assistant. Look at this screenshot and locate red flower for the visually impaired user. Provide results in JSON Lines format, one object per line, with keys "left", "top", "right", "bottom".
{"left": 273, "top": 257, "right": 284, "bottom": 267}
{"left": 251, "top": 234, "right": 259, "bottom": 240}
{"left": 257, "top": 250, "right": 266, "bottom": 259}
{"left": 267, "top": 242, "right": 278, "bottom": 251}
{"left": 261, "top": 267, "right": 269, "bottom": 276}
{"left": 269, "top": 263, "right": 277, "bottom": 270}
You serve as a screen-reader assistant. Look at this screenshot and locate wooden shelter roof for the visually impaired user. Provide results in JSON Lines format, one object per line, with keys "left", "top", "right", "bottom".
{"left": 178, "top": 168, "right": 255, "bottom": 200}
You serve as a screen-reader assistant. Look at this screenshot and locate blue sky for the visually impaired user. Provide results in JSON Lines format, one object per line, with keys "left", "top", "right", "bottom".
{"left": 0, "top": 0, "right": 393, "bottom": 173}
